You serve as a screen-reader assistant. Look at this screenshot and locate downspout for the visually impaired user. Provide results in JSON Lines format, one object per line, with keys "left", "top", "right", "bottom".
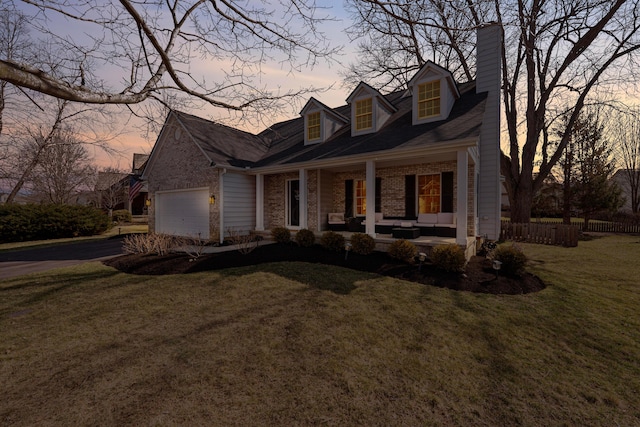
{"left": 219, "top": 168, "right": 227, "bottom": 243}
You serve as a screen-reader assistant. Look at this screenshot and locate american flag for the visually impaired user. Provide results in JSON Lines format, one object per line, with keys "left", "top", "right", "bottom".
{"left": 129, "top": 176, "right": 144, "bottom": 201}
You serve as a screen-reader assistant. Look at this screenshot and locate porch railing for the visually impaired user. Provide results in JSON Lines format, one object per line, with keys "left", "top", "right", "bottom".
{"left": 500, "top": 221, "right": 579, "bottom": 247}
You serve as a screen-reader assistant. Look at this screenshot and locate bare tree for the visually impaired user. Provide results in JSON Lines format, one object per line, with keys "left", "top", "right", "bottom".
{"left": 609, "top": 106, "right": 640, "bottom": 214}
{"left": 94, "top": 167, "right": 128, "bottom": 219}
{"left": 0, "top": 0, "right": 338, "bottom": 122}
{"left": 345, "top": 0, "right": 640, "bottom": 223}
{"left": 2, "top": 98, "right": 118, "bottom": 203}
{"left": 29, "top": 128, "right": 96, "bottom": 204}
{"left": 343, "top": 0, "right": 488, "bottom": 90}
{"left": 0, "top": 6, "right": 32, "bottom": 136}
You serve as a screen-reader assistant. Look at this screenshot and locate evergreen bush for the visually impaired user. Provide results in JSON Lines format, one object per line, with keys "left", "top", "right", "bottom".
{"left": 112, "top": 209, "right": 132, "bottom": 223}
{"left": 271, "top": 227, "right": 291, "bottom": 243}
{"left": 0, "top": 204, "right": 110, "bottom": 243}
{"left": 295, "top": 228, "right": 316, "bottom": 247}
{"left": 320, "top": 231, "right": 346, "bottom": 252}
{"left": 388, "top": 239, "right": 417, "bottom": 263}
{"left": 431, "top": 244, "right": 466, "bottom": 273}
{"left": 493, "top": 243, "right": 527, "bottom": 276}
{"left": 350, "top": 233, "right": 375, "bottom": 255}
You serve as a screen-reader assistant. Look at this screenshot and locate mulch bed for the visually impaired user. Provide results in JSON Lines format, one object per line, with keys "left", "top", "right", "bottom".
{"left": 104, "top": 243, "right": 546, "bottom": 295}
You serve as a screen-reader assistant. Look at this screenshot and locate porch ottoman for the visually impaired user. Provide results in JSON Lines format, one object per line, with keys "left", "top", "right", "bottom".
{"left": 392, "top": 227, "right": 420, "bottom": 239}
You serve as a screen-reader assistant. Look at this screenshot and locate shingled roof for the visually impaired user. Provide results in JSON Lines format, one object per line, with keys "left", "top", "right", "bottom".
{"left": 170, "top": 80, "right": 486, "bottom": 170}
{"left": 172, "top": 111, "right": 269, "bottom": 168}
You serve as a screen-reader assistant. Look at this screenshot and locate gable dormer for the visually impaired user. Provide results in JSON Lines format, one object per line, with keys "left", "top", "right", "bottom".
{"left": 300, "top": 97, "right": 348, "bottom": 145}
{"left": 407, "top": 61, "right": 460, "bottom": 126}
{"left": 346, "top": 82, "right": 397, "bottom": 137}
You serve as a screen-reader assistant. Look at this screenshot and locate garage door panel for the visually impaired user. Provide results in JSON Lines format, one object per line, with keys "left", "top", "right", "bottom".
{"left": 156, "top": 189, "right": 209, "bottom": 239}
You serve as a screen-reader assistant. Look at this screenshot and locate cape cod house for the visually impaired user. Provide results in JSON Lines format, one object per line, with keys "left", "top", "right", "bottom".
{"left": 142, "top": 24, "right": 502, "bottom": 257}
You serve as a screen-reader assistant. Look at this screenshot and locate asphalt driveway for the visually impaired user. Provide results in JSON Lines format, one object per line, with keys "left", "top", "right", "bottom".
{"left": 0, "top": 237, "right": 125, "bottom": 280}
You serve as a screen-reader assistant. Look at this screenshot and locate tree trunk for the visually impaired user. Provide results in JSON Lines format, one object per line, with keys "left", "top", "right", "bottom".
{"left": 510, "top": 186, "right": 533, "bottom": 223}
{"left": 5, "top": 155, "right": 40, "bottom": 203}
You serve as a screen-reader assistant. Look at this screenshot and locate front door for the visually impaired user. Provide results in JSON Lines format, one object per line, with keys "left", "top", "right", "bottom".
{"left": 287, "top": 179, "right": 300, "bottom": 227}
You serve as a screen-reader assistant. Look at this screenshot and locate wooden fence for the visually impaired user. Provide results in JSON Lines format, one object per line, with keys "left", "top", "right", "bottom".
{"left": 525, "top": 219, "right": 640, "bottom": 234}
{"left": 501, "top": 222, "right": 579, "bottom": 247}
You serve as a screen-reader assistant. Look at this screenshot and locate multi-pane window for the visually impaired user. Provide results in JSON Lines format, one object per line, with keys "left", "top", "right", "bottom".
{"left": 418, "top": 81, "right": 441, "bottom": 119}
{"left": 418, "top": 174, "right": 441, "bottom": 213}
{"left": 355, "top": 98, "right": 373, "bottom": 131}
{"left": 355, "top": 179, "right": 367, "bottom": 215}
{"left": 307, "top": 112, "right": 321, "bottom": 141}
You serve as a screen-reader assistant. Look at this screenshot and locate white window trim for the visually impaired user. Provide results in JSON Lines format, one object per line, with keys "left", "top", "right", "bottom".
{"left": 305, "top": 111, "right": 323, "bottom": 144}
{"left": 412, "top": 77, "right": 446, "bottom": 125}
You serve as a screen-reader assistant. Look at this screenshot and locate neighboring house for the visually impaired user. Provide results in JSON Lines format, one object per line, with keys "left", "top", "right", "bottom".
{"left": 95, "top": 153, "right": 149, "bottom": 215}
{"left": 142, "top": 24, "right": 502, "bottom": 255}
{"left": 612, "top": 169, "right": 640, "bottom": 214}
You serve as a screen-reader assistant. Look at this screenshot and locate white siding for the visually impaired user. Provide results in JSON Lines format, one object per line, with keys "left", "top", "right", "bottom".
{"left": 222, "top": 172, "right": 256, "bottom": 237}
{"left": 155, "top": 188, "right": 210, "bottom": 239}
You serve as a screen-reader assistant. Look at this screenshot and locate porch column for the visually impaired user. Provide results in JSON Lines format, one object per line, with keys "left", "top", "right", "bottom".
{"left": 299, "top": 168, "right": 308, "bottom": 229}
{"left": 255, "top": 173, "right": 264, "bottom": 231}
{"left": 365, "top": 160, "right": 376, "bottom": 236}
{"left": 456, "top": 149, "right": 469, "bottom": 245}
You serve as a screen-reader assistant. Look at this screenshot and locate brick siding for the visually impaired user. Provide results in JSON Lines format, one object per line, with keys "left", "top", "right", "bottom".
{"left": 145, "top": 118, "right": 221, "bottom": 241}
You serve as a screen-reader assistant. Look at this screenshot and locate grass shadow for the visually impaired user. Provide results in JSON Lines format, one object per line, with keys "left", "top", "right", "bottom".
{"left": 215, "top": 261, "right": 380, "bottom": 295}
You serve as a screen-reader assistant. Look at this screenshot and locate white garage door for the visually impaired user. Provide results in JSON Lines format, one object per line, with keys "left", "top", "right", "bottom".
{"left": 155, "top": 188, "right": 210, "bottom": 239}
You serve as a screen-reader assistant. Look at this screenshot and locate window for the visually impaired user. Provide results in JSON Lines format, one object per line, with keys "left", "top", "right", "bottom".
{"left": 418, "top": 81, "right": 441, "bottom": 119}
{"left": 307, "top": 111, "right": 321, "bottom": 141}
{"left": 418, "top": 174, "right": 441, "bottom": 213}
{"left": 355, "top": 98, "right": 373, "bottom": 131}
{"left": 355, "top": 179, "right": 366, "bottom": 215}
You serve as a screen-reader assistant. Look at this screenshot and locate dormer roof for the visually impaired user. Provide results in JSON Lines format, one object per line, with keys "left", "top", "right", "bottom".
{"left": 346, "top": 82, "right": 398, "bottom": 113}
{"left": 407, "top": 60, "right": 460, "bottom": 99}
{"left": 300, "top": 97, "right": 348, "bottom": 123}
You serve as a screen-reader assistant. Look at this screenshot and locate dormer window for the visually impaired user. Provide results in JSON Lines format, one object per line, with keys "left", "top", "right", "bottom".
{"left": 418, "top": 81, "right": 441, "bottom": 119}
{"left": 346, "top": 83, "right": 397, "bottom": 137}
{"left": 355, "top": 98, "right": 373, "bottom": 131}
{"left": 300, "top": 97, "right": 348, "bottom": 145}
{"left": 307, "top": 111, "right": 321, "bottom": 141}
{"left": 408, "top": 61, "right": 459, "bottom": 125}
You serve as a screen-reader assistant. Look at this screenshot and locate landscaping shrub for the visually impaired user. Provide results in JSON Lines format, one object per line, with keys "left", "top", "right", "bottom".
{"left": 0, "top": 204, "right": 110, "bottom": 243}
{"left": 478, "top": 239, "right": 498, "bottom": 258}
{"left": 492, "top": 243, "right": 527, "bottom": 276}
{"left": 271, "top": 227, "right": 291, "bottom": 244}
{"left": 388, "top": 239, "right": 417, "bottom": 263}
{"left": 431, "top": 244, "right": 466, "bottom": 273}
{"left": 112, "top": 209, "right": 132, "bottom": 223}
{"left": 295, "top": 228, "right": 315, "bottom": 247}
{"left": 123, "top": 233, "right": 177, "bottom": 255}
{"left": 320, "top": 231, "right": 346, "bottom": 252}
{"left": 350, "top": 233, "right": 375, "bottom": 255}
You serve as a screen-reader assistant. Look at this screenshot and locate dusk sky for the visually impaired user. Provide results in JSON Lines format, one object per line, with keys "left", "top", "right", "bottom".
{"left": 8, "top": 1, "right": 357, "bottom": 170}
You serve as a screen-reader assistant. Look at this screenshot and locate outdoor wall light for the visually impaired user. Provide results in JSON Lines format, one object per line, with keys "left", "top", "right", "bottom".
{"left": 209, "top": 195, "right": 216, "bottom": 205}
{"left": 145, "top": 199, "right": 151, "bottom": 207}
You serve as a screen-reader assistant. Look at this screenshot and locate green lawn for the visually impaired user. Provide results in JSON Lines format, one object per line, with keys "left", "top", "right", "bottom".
{"left": 1, "top": 234, "right": 639, "bottom": 425}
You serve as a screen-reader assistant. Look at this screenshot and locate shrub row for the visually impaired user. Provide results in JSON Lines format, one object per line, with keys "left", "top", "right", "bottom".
{"left": 0, "top": 204, "right": 110, "bottom": 243}
{"left": 269, "top": 228, "right": 528, "bottom": 276}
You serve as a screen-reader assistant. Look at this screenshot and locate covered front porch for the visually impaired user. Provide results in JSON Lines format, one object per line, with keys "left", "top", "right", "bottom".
{"left": 254, "top": 141, "right": 480, "bottom": 248}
